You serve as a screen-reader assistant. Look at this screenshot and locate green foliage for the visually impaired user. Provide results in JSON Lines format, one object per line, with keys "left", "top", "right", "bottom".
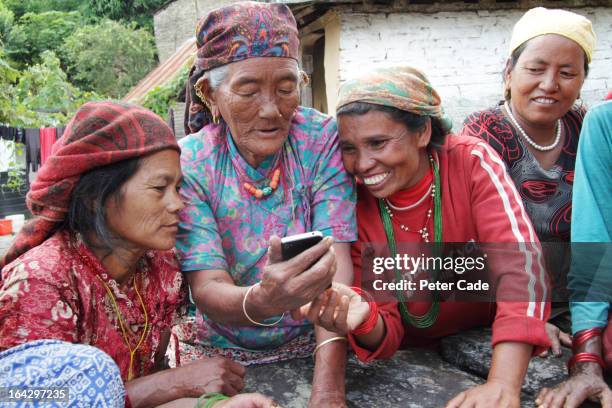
{"left": 143, "top": 63, "right": 190, "bottom": 117}
{"left": 2, "top": 0, "right": 84, "bottom": 18}
{"left": 5, "top": 11, "right": 81, "bottom": 67}
{"left": 0, "top": 2, "right": 14, "bottom": 47}
{"left": 15, "top": 51, "right": 79, "bottom": 124}
{"left": 62, "top": 19, "right": 156, "bottom": 98}
{"left": 0, "top": 51, "right": 100, "bottom": 128}
{"left": 0, "top": 48, "right": 22, "bottom": 124}
{"left": 4, "top": 146, "right": 26, "bottom": 193}
{"left": 82, "top": 0, "right": 168, "bottom": 30}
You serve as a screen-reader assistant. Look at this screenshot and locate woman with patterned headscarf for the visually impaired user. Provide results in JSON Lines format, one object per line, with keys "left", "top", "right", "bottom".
{"left": 297, "top": 66, "right": 551, "bottom": 407}
{"left": 460, "top": 8, "right": 598, "bottom": 354}
{"left": 178, "top": 1, "right": 356, "bottom": 406}
{"left": 0, "top": 102, "right": 274, "bottom": 407}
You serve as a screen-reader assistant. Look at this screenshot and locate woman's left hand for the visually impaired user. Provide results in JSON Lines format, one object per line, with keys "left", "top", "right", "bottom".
{"left": 292, "top": 283, "right": 370, "bottom": 335}
{"left": 539, "top": 322, "right": 572, "bottom": 357}
{"left": 445, "top": 380, "right": 520, "bottom": 408}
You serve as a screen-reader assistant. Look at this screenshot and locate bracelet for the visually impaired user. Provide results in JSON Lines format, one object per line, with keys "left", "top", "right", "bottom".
{"left": 196, "top": 392, "right": 230, "bottom": 408}
{"left": 242, "top": 283, "right": 285, "bottom": 327}
{"left": 350, "top": 286, "right": 379, "bottom": 336}
{"left": 572, "top": 327, "right": 603, "bottom": 353}
{"left": 567, "top": 352, "right": 606, "bottom": 373}
{"left": 312, "top": 336, "right": 347, "bottom": 360}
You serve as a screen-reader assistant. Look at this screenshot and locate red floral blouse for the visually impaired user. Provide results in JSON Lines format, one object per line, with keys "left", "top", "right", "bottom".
{"left": 0, "top": 230, "right": 187, "bottom": 381}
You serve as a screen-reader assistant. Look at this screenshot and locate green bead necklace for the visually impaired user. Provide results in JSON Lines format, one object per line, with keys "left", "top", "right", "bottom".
{"left": 377, "top": 154, "right": 443, "bottom": 329}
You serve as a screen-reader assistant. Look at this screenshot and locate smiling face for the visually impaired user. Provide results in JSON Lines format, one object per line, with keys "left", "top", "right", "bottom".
{"left": 338, "top": 109, "right": 431, "bottom": 199}
{"left": 105, "top": 149, "right": 184, "bottom": 252}
{"left": 505, "top": 34, "right": 586, "bottom": 129}
{"left": 209, "top": 57, "right": 300, "bottom": 167}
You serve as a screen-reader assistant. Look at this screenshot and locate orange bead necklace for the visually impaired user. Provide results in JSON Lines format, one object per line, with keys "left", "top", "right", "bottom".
{"left": 243, "top": 167, "right": 281, "bottom": 199}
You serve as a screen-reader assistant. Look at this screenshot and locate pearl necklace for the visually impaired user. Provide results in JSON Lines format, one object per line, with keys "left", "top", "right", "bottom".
{"left": 504, "top": 102, "right": 562, "bottom": 151}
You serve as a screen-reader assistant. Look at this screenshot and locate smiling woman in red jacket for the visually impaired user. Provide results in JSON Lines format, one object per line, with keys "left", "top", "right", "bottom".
{"left": 298, "top": 65, "right": 551, "bottom": 408}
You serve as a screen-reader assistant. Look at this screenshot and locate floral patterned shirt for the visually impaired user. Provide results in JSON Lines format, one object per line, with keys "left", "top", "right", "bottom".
{"left": 0, "top": 230, "right": 187, "bottom": 381}
{"left": 177, "top": 106, "right": 357, "bottom": 350}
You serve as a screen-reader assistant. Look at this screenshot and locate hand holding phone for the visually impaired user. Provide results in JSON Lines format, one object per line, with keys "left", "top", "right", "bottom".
{"left": 256, "top": 233, "right": 335, "bottom": 314}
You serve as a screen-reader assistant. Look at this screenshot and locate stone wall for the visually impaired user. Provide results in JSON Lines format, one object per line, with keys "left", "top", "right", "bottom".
{"left": 154, "top": 0, "right": 235, "bottom": 62}
{"left": 335, "top": 6, "right": 612, "bottom": 126}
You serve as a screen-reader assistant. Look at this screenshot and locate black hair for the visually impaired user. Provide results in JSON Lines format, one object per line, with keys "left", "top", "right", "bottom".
{"left": 504, "top": 41, "right": 590, "bottom": 99}
{"left": 63, "top": 157, "right": 141, "bottom": 250}
{"left": 336, "top": 102, "right": 449, "bottom": 149}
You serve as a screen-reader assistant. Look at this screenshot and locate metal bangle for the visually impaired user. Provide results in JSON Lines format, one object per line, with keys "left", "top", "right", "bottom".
{"left": 242, "top": 282, "right": 285, "bottom": 327}
{"left": 312, "top": 336, "right": 348, "bottom": 360}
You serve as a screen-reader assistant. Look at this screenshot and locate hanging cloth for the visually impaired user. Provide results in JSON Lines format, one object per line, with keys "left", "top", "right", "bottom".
{"left": 39, "top": 128, "right": 57, "bottom": 166}
{"left": 25, "top": 128, "right": 41, "bottom": 172}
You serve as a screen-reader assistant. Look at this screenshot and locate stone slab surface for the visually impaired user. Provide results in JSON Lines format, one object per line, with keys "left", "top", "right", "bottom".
{"left": 440, "top": 328, "right": 568, "bottom": 396}
{"left": 440, "top": 328, "right": 606, "bottom": 407}
{"left": 244, "top": 349, "right": 488, "bottom": 408}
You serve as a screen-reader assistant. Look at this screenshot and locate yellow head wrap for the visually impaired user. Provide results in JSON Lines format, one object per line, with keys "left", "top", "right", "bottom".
{"left": 509, "top": 7, "right": 596, "bottom": 63}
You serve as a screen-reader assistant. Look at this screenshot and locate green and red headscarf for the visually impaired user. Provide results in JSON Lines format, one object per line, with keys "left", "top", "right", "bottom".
{"left": 336, "top": 65, "right": 453, "bottom": 133}
{"left": 1, "top": 101, "right": 180, "bottom": 268}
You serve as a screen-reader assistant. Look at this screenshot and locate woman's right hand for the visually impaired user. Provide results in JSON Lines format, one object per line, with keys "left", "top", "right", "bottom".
{"left": 293, "top": 283, "right": 370, "bottom": 335}
{"left": 215, "top": 393, "right": 279, "bottom": 408}
{"left": 252, "top": 235, "right": 337, "bottom": 314}
{"left": 176, "top": 356, "right": 246, "bottom": 397}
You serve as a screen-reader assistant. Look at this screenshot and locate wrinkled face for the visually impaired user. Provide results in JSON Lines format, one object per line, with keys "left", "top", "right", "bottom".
{"left": 338, "top": 110, "right": 430, "bottom": 199}
{"left": 505, "top": 34, "right": 586, "bottom": 127}
{"left": 210, "top": 57, "right": 300, "bottom": 167}
{"left": 106, "top": 149, "right": 184, "bottom": 252}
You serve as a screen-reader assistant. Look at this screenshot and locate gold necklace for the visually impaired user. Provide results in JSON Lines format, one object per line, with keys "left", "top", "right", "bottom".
{"left": 97, "top": 273, "right": 149, "bottom": 381}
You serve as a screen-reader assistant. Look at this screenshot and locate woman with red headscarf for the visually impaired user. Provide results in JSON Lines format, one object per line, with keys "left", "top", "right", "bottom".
{"left": 0, "top": 101, "right": 274, "bottom": 408}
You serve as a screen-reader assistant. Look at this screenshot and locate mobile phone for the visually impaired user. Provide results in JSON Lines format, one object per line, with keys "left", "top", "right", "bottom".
{"left": 281, "top": 231, "right": 324, "bottom": 261}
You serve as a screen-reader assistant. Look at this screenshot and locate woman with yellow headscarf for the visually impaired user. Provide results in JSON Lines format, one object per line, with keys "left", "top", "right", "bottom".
{"left": 460, "top": 6, "right": 597, "bottom": 355}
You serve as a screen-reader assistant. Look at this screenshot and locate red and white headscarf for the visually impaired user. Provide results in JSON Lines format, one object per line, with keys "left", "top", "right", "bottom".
{"left": 1, "top": 101, "right": 180, "bottom": 268}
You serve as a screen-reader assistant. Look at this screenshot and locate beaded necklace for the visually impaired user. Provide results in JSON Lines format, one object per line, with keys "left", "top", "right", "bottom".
{"left": 225, "top": 128, "right": 284, "bottom": 200}
{"left": 97, "top": 273, "right": 149, "bottom": 381}
{"left": 377, "top": 154, "right": 442, "bottom": 328}
{"left": 243, "top": 167, "right": 281, "bottom": 198}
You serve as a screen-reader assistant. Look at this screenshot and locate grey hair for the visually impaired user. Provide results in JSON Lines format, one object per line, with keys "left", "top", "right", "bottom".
{"left": 204, "top": 63, "right": 307, "bottom": 93}
{"left": 204, "top": 65, "right": 230, "bottom": 92}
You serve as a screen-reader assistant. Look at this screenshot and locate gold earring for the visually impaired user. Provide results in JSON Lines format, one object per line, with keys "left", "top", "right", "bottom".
{"left": 194, "top": 78, "right": 214, "bottom": 110}
{"left": 212, "top": 114, "right": 220, "bottom": 125}
{"left": 194, "top": 82, "right": 206, "bottom": 102}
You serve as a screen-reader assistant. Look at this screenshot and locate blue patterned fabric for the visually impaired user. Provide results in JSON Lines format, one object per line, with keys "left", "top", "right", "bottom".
{"left": 0, "top": 339, "right": 125, "bottom": 407}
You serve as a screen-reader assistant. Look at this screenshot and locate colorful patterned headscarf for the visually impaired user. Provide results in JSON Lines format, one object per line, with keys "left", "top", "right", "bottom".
{"left": 509, "top": 7, "right": 596, "bottom": 63}
{"left": 185, "top": 1, "right": 300, "bottom": 134}
{"left": 336, "top": 66, "right": 453, "bottom": 133}
{"left": 1, "top": 101, "right": 180, "bottom": 268}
